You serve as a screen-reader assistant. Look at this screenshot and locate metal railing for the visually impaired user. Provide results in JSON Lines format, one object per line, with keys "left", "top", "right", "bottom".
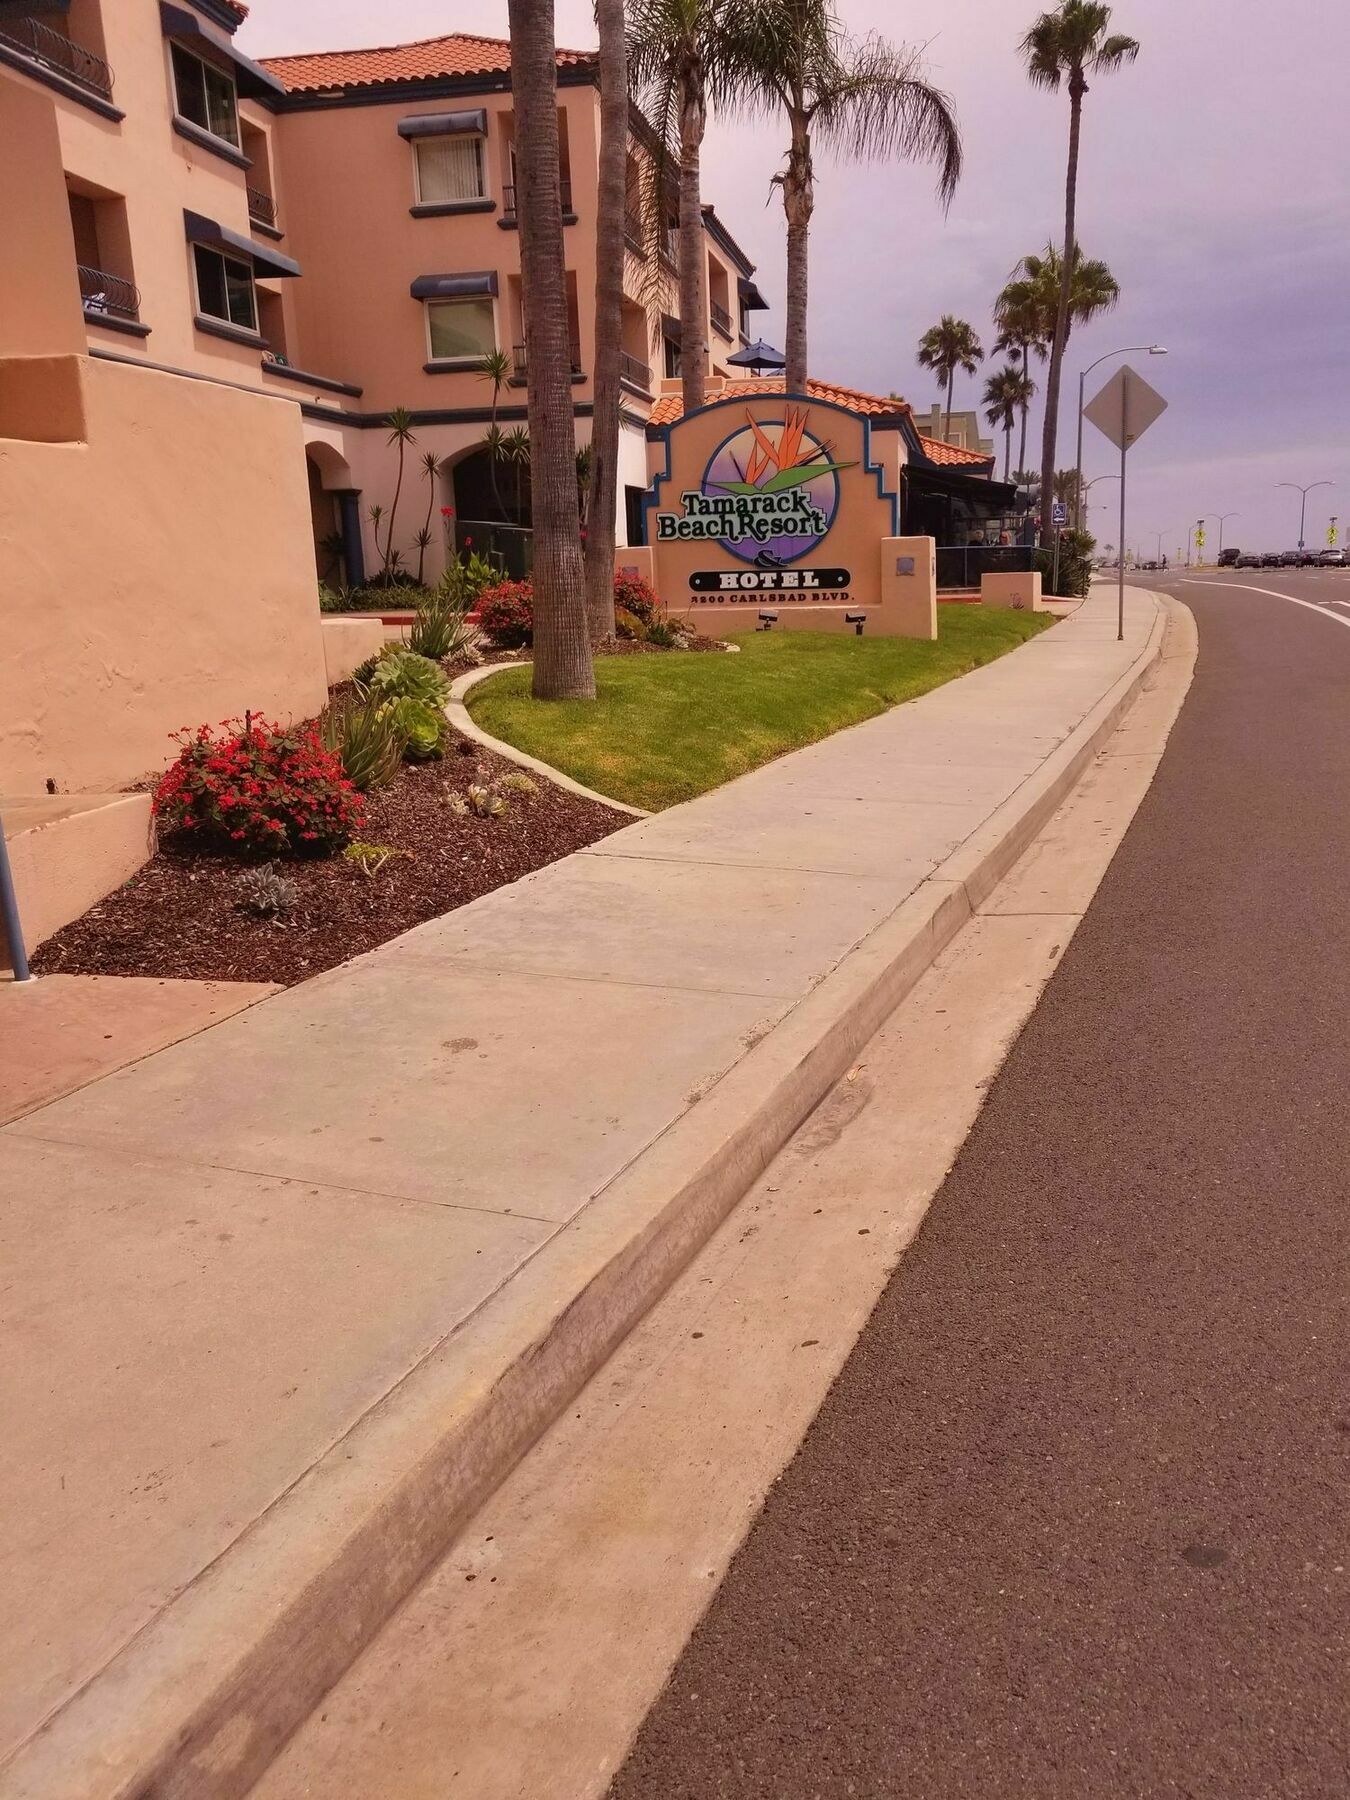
{"left": 935, "top": 543, "right": 1035, "bottom": 591}
{"left": 246, "top": 186, "right": 278, "bottom": 229}
{"left": 0, "top": 13, "right": 113, "bottom": 99}
{"left": 77, "top": 263, "right": 140, "bottom": 323}
{"left": 502, "top": 177, "right": 574, "bottom": 219}
{"left": 619, "top": 349, "right": 651, "bottom": 391}
{"left": 710, "top": 299, "right": 733, "bottom": 338}
{"left": 512, "top": 341, "right": 582, "bottom": 381}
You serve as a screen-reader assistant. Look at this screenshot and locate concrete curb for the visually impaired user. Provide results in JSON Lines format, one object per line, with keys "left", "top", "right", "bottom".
{"left": 448, "top": 664, "right": 651, "bottom": 818}
{"left": 1, "top": 594, "right": 1168, "bottom": 1800}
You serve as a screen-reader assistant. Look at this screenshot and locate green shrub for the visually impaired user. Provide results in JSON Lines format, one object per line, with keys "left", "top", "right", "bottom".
{"left": 153, "top": 717, "right": 362, "bottom": 856}
{"left": 645, "top": 616, "right": 680, "bottom": 648}
{"left": 1034, "top": 528, "right": 1096, "bottom": 598}
{"left": 379, "top": 694, "right": 446, "bottom": 759}
{"left": 478, "top": 580, "right": 534, "bottom": 648}
{"left": 320, "top": 693, "right": 407, "bottom": 792}
{"left": 407, "top": 586, "right": 473, "bottom": 662}
{"left": 367, "top": 645, "right": 451, "bottom": 708}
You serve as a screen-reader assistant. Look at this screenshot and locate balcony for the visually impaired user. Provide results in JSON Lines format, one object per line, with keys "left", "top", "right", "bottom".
{"left": 0, "top": 13, "right": 113, "bottom": 100}
{"left": 710, "top": 299, "right": 734, "bottom": 340}
{"left": 501, "top": 178, "right": 575, "bottom": 223}
{"left": 246, "top": 186, "right": 278, "bottom": 231}
{"left": 511, "top": 340, "right": 583, "bottom": 384}
{"left": 619, "top": 349, "right": 651, "bottom": 393}
{"left": 78, "top": 263, "right": 140, "bottom": 324}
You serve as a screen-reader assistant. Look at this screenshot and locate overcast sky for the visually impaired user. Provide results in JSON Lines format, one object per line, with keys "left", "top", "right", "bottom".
{"left": 241, "top": 0, "right": 1350, "bottom": 556}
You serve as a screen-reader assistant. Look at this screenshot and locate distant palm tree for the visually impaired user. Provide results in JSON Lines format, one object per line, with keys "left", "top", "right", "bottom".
{"left": 507, "top": 0, "right": 594, "bottom": 698}
{"left": 734, "top": 0, "right": 962, "bottom": 397}
{"left": 477, "top": 348, "right": 512, "bottom": 520}
{"left": 983, "top": 365, "right": 1034, "bottom": 483}
{"left": 416, "top": 450, "right": 441, "bottom": 584}
{"left": 502, "top": 426, "right": 531, "bottom": 522}
{"left": 1021, "top": 0, "right": 1139, "bottom": 536}
{"left": 992, "top": 282, "right": 1047, "bottom": 481}
{"left": 916, "top": 315, "right": 984, "bottom": 441}
{"left": 585, "top": 0, "right": 627, "bottom": 641}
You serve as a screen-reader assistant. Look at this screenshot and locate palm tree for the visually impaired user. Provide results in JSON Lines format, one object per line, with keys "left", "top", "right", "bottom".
{"left": 502, "top": 425, "right": 531, "bottom": 521}
{"left": 507, "top": 0, "right": 595, "bottom": 699}
{"left": 1021, "top": 0, "right": 1139, "bottom": 537}
{"left": 1007, "top": 240, "right": 1118, "bottom": 508}
{"left": 477, "top": 348, "right": 512, "bottom": 519}
{"left": 983, "top": 365, "right": 1033, "bottom": 484}
{"left": 916, "top": 315, "right": 984, "bottom": 442}
{"left": 734, "top": 1, "right": 962, "bottom": 397}
{"left": 992, "top": 281, "right": 1047, "bottom": 482}
{"left": 585, "top": 0, "right": 626, "bottom": 642}
{"left": 416, "top": 450, "right": 441, "bottom": 584}
{"left": 380, "top": 407, "right": 416, "bottom": 582}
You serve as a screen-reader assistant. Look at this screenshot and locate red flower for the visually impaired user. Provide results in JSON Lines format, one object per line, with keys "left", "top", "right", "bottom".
{"left": 440, "top": 505, "right": 455, "bottom": 517}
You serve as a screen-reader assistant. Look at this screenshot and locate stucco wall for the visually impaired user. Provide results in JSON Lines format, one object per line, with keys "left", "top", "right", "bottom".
{"left": 0, "top": 354, "right": 327, "bottom": 792}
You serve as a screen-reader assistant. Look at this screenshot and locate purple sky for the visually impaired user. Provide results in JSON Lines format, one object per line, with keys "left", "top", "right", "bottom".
{"left": 241, "top": 0, "right": 1350, "bottom": 557}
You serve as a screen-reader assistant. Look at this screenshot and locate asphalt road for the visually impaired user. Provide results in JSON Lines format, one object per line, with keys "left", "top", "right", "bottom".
{"left": 610, "top": 578, "right": 1350, "bottom": 1800}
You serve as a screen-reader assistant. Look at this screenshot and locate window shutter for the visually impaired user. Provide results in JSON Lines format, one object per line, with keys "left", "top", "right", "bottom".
{"left": 416, "top": 137, "right": 484, "bottom": 204}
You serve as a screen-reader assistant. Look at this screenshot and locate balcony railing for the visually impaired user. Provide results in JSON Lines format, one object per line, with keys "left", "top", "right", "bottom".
{"left": 0, "top": 13, "right": 114, "bottom": 99}
{"left": 247, "top": 186, "right": 278, "bottom": 229}
{"left": 619, "top": 350, "right": 651, "bottom": 392}
{"left": 77, "top": 264, "right": 140, "bottom": 323}
{"left": 710, "top": 299, "right": 733, "bottom": 339}
{"left": 512, "top": 341, "right": 582, "bottom": 381}
{"left": 502, "top": 177, "right": 574, "bottom": 220}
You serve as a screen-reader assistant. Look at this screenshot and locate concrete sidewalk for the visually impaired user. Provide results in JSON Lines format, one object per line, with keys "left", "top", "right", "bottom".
{"left": 0, "top": 586, "right": 1161, "bottom": 1800}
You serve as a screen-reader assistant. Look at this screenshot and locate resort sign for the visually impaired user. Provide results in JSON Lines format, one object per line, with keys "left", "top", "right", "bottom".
{"left": 641, "top": 390, "right": 933, "bottom": 636}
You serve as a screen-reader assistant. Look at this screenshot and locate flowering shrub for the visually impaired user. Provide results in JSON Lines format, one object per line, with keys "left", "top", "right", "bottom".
{"left": 478, "top": 579, "right": 534, "bottom": 647}
{"left": 153, "top": 717, "right": 363, "bottom": 856}
{"left": 613, "top": 570, "right": 660, "bottom": 625}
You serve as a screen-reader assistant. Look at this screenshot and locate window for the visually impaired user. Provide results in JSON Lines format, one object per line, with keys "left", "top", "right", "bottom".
{"left": 194, "top": 243, "right": 257, "bottom": 332}
{"left": 171, "top": 43, "right": 239, "bottom": 147}
{"left": 426, "top": 297, "right": 495, "bottom": 363}
{"left": 663, "top": 335, "right": 682, "bottom": 380}
{"left": 414, "top": 135, "right": 485, "bottom": 205}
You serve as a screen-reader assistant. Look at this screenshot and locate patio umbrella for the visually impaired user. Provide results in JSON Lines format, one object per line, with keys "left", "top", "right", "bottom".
{"left": 727, "top": 339, "right": 786, "bottom": 377}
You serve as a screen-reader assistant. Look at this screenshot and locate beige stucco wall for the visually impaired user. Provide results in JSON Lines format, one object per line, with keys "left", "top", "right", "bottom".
{"left": 982, "top": 570, "right": 1045, "bottom": 611}
{"left": 0, "top": 353, "right": 327, "bottom": 792}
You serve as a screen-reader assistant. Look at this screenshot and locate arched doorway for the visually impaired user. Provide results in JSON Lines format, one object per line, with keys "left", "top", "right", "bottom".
{"left": 446, "top": 442, "right": 533, "bottom": 580}
{"left": 304, "top": 440, "right": 362, "bottom": 588}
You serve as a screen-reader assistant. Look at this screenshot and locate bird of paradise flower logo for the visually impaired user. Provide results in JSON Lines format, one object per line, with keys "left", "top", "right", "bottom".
{"left": 701, "top": 409, "right": 856, "bottom": 567}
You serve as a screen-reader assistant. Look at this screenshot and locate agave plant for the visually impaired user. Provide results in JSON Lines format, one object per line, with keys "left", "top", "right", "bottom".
{"left": 319, "top": 692, "right": 406, "bottom": 792}
{"left": 407, "top": 586, "right": 473, "bottom": 662}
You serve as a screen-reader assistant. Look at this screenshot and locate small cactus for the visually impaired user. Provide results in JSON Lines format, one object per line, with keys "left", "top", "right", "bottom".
{"left": 236, "top": 862, "right": 298, "bottom": 920}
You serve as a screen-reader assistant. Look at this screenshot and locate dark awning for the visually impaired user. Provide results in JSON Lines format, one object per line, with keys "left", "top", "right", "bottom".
{"left": 397, "top": 108, "right": 488, "bottom": 139}
{"left": 906, "top": 462, "right": 1017, "bottom": 506}
{"left": 183, "top": 209, "right": 301, "bottom": 278}
{"left": 410, "top": 271, "right": 498, "bottom": 300}
{"left": 737, "top": 276, "right": 769, "bottom": 312}
{"left": 160, "top": 2, "right": 286, "bottom": 100}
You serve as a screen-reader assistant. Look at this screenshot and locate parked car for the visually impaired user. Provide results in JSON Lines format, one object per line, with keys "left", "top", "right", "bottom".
{"left": 1318, "top": 547, "right": 1346, "bottom": 567}
{"left": 1260, "top": 552, "right": 1283, "bottom": 567}
{"left": 1235, "top": 552, "right": 1261, "bottom": 569}
{"left": 1279, "top": 550, "right": 1306, "bottom": 567}
{"left": 1217, "top": 547, "right": 1241, "bottom": 567}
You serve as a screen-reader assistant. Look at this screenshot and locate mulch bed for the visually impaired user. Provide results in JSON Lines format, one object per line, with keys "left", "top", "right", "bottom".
{"left": 32, "top": 736, "right": 626, "bottom": 988}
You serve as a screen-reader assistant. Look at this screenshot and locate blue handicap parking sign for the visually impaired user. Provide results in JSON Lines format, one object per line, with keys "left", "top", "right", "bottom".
{"left": 1051, "top": 501, "right": 1068, "bottom": 527}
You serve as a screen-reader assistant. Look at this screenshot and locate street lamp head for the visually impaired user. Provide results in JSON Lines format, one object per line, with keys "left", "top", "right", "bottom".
{"left": 1148, "top": 345, "right": 1168, "bottom": 355}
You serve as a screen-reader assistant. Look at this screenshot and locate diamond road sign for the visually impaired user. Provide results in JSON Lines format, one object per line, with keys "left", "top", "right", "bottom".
{"left": 1083, "top": 364, "right": 1168, "bottom": 451}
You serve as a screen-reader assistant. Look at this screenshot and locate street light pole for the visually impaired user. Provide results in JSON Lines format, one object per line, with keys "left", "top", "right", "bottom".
{"left": 1276, "top": 480, "right": 1332, "bottom": 551}
{"left": 1075, "top": 344, "right": 1167, "bottom": 531}
{"left": 1205, "top": 511, "right": 1238, "bottom": 557}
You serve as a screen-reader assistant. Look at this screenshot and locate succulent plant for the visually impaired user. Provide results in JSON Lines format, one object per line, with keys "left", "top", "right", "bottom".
{"left": 236, "top": 862, "right": 299, "bottom": 919}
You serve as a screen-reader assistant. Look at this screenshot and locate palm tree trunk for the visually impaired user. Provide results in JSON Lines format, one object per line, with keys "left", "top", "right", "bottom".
{"left": 487, "top": 383, "right": 506, "bottom": 519}
{"left": 677, "top": 81, "right": 707, "bottom": 414}
{"left": 1040, "top": 82, "right": 1082, "bottom": 539}
{"left": 943, "top": 367, "right": 955, "bottom": 442}
{"left": 508, "top": 0, "right": 595, "bottom": 700}
{"left": 383, "top": 442, "right": 405, "bottom": 579}
{"left": 782, "top": 111, "right": 813, "bottom": 396}
{"left": 584, "top": 0, "right": 625, "bottom": 642}
{"left": 1004, "top": 421, "right": 1011, "bottom": 484}
{"left": 1017, "top": 344, "right": 1030, "bottom": 479}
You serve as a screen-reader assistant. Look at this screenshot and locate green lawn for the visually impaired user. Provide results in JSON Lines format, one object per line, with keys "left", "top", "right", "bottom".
{"left": 468, "top": 608, "right": 1055, "bottom": 812}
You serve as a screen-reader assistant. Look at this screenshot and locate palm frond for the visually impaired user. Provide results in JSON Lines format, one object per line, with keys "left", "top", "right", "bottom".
{"left": 810, "top": 32, "right": 962, "bottom": 204}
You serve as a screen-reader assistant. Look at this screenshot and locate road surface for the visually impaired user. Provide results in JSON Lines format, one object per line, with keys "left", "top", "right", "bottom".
{"left": 610, "top": 576, "right": 1350, "bottom": 1799}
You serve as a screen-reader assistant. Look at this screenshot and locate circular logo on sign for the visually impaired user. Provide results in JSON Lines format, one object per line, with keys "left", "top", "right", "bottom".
{"left": 702, "top": 410, "right": 854, "bottom": 567}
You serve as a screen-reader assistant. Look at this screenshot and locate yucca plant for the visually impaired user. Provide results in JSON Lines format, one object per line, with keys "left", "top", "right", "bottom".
{"left": 380, "top": 407, "right": 417, "bottom": 581}
{"left": 320, "top": 692, "right": 406, "bottom": 792}
{"left": 407, "top": 586, "right": 473, "bottom": 662}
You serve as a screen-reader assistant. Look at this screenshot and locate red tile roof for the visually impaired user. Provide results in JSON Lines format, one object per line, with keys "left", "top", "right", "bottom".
{"left": 917, "top": 434, "right": 994, "bottom": 468}
{"left": 260, "top": 32, "right": 595, "bottom": 95}
{"left": 648, "top": 377, "right": 911, "bottom": 428}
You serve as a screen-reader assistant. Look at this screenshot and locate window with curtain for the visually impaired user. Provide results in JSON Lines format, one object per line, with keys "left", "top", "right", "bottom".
{"left": 426, "top": 298, "right": 495, "bottom": 362}
{"left": 414, "top": 136, "right": 486, "bottom": 205}
{"left": 171, "top": 44, "right": 240, "bottom": 147}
